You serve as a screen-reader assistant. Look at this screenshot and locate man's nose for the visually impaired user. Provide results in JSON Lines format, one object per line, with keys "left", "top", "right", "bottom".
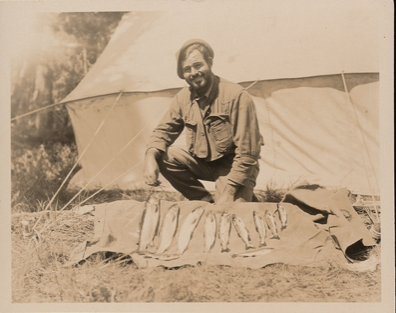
{"left": 191, "top": 68, "right": 199, "bottom": 76}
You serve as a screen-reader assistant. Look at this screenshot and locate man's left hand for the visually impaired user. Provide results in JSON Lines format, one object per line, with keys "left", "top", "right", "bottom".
{"left": 216, "top": 184, "right": 239, "bottom": 204}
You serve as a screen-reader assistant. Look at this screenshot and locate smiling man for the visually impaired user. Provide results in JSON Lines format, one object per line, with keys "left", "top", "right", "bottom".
{"left": 143, "top": 39, "right": 263, "bottom": 204}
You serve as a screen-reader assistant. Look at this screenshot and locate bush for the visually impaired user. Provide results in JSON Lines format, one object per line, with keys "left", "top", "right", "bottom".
{"left": 11, "top": 142, "right": 79, "bottom": 212}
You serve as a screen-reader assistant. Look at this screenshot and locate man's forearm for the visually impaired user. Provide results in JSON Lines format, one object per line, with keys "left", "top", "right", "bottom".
{"left": 146, "top": 147, "right": 162, "bottom": 159}
{"left": 227, "top": 155, "right": 258, "bottom": 186}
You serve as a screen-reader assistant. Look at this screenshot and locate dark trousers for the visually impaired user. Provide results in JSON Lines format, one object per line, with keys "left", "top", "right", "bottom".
{"left": 157, "top": 147, "right": 259, "bottom": 202}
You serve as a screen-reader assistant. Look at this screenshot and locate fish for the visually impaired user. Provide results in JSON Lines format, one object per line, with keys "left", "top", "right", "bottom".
{"left": 253, "top": 211, "right": 267, "bottom": 247}
{"left": 177, "top": 206, "right": 205, "bottom": 254}
{"left": 138, "top": 194, "right": 160, "bottom": 251}
{"left": 232, "top": 214, "right": 254, "bottom": 250}
{"left": 203, "top": 210, "right": 217, "bottom": 253}
{"left": 156, "top": 204, "right": 180, "bottom": 254}
{"left": 218, "top": 211, "right": 232, "bottom": 253}
{"left": 275, "top": 203, "right": 288, "bottom": 230}
{"left": 231, "top": 247, "right": 274, "bottom": 258}
{"left": 265, "top": 210, "right": 280, "bottom": 239}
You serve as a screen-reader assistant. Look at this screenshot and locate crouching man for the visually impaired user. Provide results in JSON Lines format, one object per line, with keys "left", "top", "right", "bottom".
{"left": 143, "top": 39, "right": 263, "bottom": 204}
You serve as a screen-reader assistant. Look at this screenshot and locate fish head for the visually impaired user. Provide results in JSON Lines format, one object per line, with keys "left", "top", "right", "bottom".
{"left": 193, "top": 206, "right": 205, "bottom": 215}
{"left": 146, "top": 195, "right": 160, "bottom": 210}
{"left": 207, "top": 210, "right": 215, "bottom": 221}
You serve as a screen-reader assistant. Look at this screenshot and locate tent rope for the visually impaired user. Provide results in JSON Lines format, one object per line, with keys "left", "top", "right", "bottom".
{"left": 11, "top": 101, "right": 63, "bottom": 121}
{"left": 242, "top": 80, "right": 259, "bottom": 91}
{"left": 70, "top": 160, "right": 144, "bottom": 210}
{"left": 32, "top": 92, "right": 123, "bottom": 231}
{"left": 340, "top": 72, "right": 379, "bottom": 214}
{"left": 58, "top": 104, "right": 169, "bottom": 212}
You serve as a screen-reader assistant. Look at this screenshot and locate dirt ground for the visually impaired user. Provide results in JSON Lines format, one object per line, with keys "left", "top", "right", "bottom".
{"left": 11, "top": 200, "right": 381, "bottom": 303}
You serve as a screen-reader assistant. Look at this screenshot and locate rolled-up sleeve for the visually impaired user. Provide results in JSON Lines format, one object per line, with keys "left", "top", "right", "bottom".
{"left": 146, "top": 96, "right": 184, "bottom": 153}
{"left": 228, "top": 91, "right": 263, "bottom": 186}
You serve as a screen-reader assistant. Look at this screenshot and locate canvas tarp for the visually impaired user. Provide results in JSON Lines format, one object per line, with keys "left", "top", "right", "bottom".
{"left": 67, "top": 184, "right": 377, "bottom": 271}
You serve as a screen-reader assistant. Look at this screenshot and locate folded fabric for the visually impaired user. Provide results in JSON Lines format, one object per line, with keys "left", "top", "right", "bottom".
{"left": 67, "top": 184, "right": 377, "bottom": 271}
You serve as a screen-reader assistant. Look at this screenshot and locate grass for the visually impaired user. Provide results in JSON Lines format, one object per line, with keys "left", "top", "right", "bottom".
{"left": 12, "top": 229, "right": 381, "bottom": 303}
{"left": 11, "top": 189, "right": 381, "bottom": 303}
{"left": 10, "top": 142, "right": 381, "bottom": 303}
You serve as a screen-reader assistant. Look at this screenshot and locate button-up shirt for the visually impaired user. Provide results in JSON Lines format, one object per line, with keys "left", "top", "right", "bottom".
{"left": 147, "top": 75, "right": 263, "bottom": 186}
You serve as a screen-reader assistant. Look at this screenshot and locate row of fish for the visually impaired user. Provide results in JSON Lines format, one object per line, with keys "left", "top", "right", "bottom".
{"left": 221, "top": 203, "right": 288, "bottom": 252}
{"left": 137, "top": 195, "right": 288, "bottom": 260}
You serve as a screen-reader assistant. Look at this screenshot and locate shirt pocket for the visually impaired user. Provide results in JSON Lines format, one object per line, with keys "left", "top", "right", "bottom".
{"left": 206, "top": 114, "right": 233, "bottom": 153}
{"left": 184, "top": 120, "right": 197, "bottom": 153}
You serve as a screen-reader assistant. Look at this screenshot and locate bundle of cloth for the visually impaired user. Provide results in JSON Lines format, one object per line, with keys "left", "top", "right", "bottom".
{"left": 67, "top": 182, "right": 377, "bottom": 271}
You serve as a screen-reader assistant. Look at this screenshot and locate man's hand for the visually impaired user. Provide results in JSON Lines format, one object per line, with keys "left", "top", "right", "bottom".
{"left": 216, "top": 184, "right": 239, "bottom": 204}
{"left": 143, "top": 148, "right": 161, "bottom": 186}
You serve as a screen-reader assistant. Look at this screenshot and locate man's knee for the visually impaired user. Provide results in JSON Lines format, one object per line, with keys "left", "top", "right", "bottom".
{"left": 157, "top": 147, "right": 189, "bottom": 168}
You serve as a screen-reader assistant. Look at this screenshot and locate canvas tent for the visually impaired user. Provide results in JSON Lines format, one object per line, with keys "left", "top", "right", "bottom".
{"left": 61, "top": 6, "right": 380, "bottom": 196}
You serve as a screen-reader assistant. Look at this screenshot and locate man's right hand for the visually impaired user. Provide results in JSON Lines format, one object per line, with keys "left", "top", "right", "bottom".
{"left": 143, "top": 148, "right": 161, "bottom": 186}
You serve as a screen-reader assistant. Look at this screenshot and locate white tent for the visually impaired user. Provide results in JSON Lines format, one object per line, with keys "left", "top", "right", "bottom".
{"left": 61, "top": 6, "right": 380, "bottom": 195}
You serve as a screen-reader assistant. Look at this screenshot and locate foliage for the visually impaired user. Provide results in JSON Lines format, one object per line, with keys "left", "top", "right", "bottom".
{"left": 254, "top": 181, "right": 285, "bottom": 203}
{"left": 11, "top": 12, "right": 126, "bottom": 210}
{"left": 11, "top": 12, "right": 125, "bottom": 145}
{"left": 11, "top": 142, "right": 79, "bottom": 212}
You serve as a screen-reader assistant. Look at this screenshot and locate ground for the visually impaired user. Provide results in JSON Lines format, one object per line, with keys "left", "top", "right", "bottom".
{"left": 11, "top": 190, "right": 381, "bottom": 303}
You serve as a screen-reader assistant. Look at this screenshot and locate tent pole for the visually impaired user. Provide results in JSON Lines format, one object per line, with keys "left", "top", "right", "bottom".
{"left": 340, "top": 72, "right": 379, "bottom": 216}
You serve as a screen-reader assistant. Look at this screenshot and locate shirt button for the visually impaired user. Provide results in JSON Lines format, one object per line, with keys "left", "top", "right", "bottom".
{"left": 201, "top": 132, "right": 205, "bottom": 136}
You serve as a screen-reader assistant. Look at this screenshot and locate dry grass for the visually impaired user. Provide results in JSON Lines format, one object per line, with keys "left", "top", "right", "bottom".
{"left": 11, "top": 190, "right": 381, "bottom": 303}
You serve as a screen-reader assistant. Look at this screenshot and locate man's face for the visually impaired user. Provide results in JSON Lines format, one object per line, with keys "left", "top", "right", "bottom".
{"left": 181, "top": 49, "right": 213, "bottom": 95}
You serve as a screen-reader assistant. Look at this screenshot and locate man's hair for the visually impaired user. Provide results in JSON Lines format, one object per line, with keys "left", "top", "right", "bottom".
{"left": 181, "top": 43, "right": 213, "bottom": 64}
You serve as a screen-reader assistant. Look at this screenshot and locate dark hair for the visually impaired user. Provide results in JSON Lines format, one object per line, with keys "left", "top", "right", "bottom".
{"left": 181, "top": 43, "right": 212, "bottom": 64}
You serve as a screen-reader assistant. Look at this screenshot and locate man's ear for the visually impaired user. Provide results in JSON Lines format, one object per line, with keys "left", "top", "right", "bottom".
{"left": 207, "top": 57, "right": 213, "bottom": 68}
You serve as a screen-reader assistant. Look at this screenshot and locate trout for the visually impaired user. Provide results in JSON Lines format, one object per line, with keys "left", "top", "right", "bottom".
{"left": 203, "top": 210, "right": 217, "bottom": 253}
{"left": 265, "top": 210, "right": 280, "bottom": 239}
{"left": 253, "top": 211, "right": 267, "bottom": 247}
{"left": 232, "top": 214, "right": 254, "bottom": 250}
{"left": 156, "top": 204, "right": 180, "bottom": 254}
{"left": 177, "top": 206, "right": 205, "bottom": 254}
{"left": 275, "top": 203, "right": 288, "bottom": 230}
{"left": 138, "top": 194, "right": 160, "bottom": 251}
{"left": 218, "top": 211, "right": 232, "bottom": 253}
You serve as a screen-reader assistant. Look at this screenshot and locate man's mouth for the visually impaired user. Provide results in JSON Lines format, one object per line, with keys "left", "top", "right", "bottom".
{"left": 192, "top": 76, "right": 204, "bottom": 84}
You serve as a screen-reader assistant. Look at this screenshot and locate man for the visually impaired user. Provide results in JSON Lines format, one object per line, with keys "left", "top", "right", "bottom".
{"left": 143, "top": 39, "right": 263, "bottom": 203}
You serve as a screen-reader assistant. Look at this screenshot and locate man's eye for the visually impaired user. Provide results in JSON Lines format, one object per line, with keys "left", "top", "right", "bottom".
{"left": 193, "top": 63, "right": 202, "bottom": 70}
{"left": 183, "top": 67, "right": 191, "bottom": 73}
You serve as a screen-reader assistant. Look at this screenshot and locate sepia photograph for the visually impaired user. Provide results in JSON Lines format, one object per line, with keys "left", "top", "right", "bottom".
{"left": 0, "top": 0, "right": 394, "bottom": 312}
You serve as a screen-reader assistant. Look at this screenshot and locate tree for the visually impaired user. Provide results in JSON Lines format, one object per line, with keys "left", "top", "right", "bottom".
{"left": 11, "top": 12, "right": 126, "bottom": 145}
